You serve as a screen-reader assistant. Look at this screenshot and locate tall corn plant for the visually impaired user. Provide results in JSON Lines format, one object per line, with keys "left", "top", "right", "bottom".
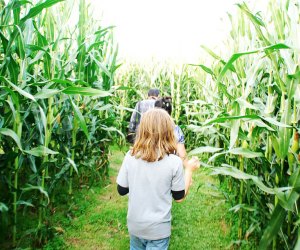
{"left": 187, "top": 1, "right": 300, "bottom": 249}
{"left": 0, "top": 0, "right": 118, "bottom": 248}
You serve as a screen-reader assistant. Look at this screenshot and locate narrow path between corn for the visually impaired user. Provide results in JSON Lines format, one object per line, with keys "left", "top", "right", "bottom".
{"left": 45, "top": 148, "right": 231, "bottom": 249}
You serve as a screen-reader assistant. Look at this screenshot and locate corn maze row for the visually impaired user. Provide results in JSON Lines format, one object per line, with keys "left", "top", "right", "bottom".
{"left": 1, "top": 0, "right": 300, "bottom": 249}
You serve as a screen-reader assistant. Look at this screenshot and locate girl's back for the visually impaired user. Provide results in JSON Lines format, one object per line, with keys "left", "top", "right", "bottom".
{"left": 117, "top": 152, "right": 184, "bottom": 239}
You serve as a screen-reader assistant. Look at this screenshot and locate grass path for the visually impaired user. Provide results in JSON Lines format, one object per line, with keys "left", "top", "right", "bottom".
{"left": 45, "top": 147, "right": 232, "bottom": 249}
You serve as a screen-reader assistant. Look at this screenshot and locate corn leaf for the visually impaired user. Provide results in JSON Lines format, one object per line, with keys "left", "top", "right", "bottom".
{"left": 22, "top": 185, "right": 49, "bottom": 204}
{"left": 24, "top": 146, "right": 59, "bottom": 157}
{"left": 0, "top": 76, "right": 35, "bottom": 101}
{"left": 217, "top": 44, "right": 290, "bottom": 85}
{"left": 0, "top": 128, "right": 23, "bottom": 151}
{"left": 20, "top": 0, "right": 65, "bottom": 24}
{"left": 228, "top": 148, "right": 264, "bottom": 158}
{"left": 0, "top": 202, "right": 8, "bottom": 212}
{"left": 67, "top": 157, "right": 78, "bottom": 175}
{"left": 212, "top": 164, "right": 275, "bottom": 194}
{"left": 70, "top": 98, "right": 89, "bottom": 140}
{"left": 189, "top": 146, "right": 223, "bottom": 156}
{"left": 189, "top": 64, "right": 215, "bottom": 77}
{"left": 258, "top": 205, "right": 286, "bottom": 250}
{"left": 34, "top": 89, "right": 61, "bottom": 99}
{"left": 16, "top": 200, "right": 34, "bottom": 207}
{"left": 63, "top": 87, "right": 111, "bottom": 97}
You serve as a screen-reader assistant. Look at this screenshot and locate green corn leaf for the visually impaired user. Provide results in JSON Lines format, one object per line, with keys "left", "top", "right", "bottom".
{"left": 63, "top": 87, "right": 112, "bottom": 97}
{"left": 0, "top": 202, "right": 8, "bottom": 212}
{"left": 5, "top": 0, "right": 65, "bottom": 54}
{"left": 278, "top": 99, "right": 292, "bottom": 159}
{"left": 275, "top": 189, "right": 299, "bottom": 211}
{"left": 187, "top": 125, "right": 218, "bottom": 135}
{"left": 89, "top": 53, "right": 112, "bottom": 77}
{"left": 217, "top": 44, "right": 290, "bottom": 85}
{"left": 189, "top": 64, "right": 215, "bottom": 77}
{"left": 270, "top": 136, "right": 280, "bottom": 158}
{"left": 237, "top": 3, "right": 265, "bottom": 27}
{"left": 94, "top": 26, "right": 115, "bottom": 36}
{"left": 200, "top": 45, "right": 236, "bottom": 72}
{"left": 0, "top": 76, "right": 36, "bottom": 101}
{"left": 287, "top": 70, "right": 300, "bottom": 80}
{"left": 212, "top": 164, "right": 275, "bottom": 194}
{"left": 16, "top": 200, "right": 34, "bottom": 207}
{"left": 251, "top": 120, "right": 275, "bottom": 131}
{"left": 204, "top": 114, "right": 260, "bottom": 125}
{"left": 295, "top": 238, "right": 300, "bottom": 250}
{"left": 200, "top": 45, "right": 222, "bottom": 60}
{"left": 34, "top": 89, "right": 61, "bottom": 99}
{"left": 26, "top": 44, "right": 50, "bottom": 53}
{"left": 11, "top": 1, "right": 32, "bottom": 9}
{"left": 94, "top": 104, "right": 113, "bottom": 111}
{"left": 203, "top": 114, "right": 292, "bottom": 129}
{"left": 229, "top": 119, "right": 240, "bottom": 149}
{"left": 258, "top": 205, "right": 286, "bottom": 250}
{"left": 189, "top": 146, "right": 223, "bottom": 156}
{"left": 20, "top": 0, "right": 65, "bottom": 24}
{"left": 228, "top": 148, "right": 264, "bottom": 158}
{"left": 236, "top": 97, "right": 259, "bottom": 110}
{"left": 24, "top": 146, "right": 59, "bottom": 157}
{"left": 110, "top": 44, "right": 119, "bottom": 73}
{"left": 262, "top": 116, "right": 292, "bottom": 128}
{"left": 70, "top": 98, "right": 89, "bottom": 140}
{"left": 0, "top": 128, "right": 22, "bottom": 151}
{"left": 51, "top": 79, "right": 75, "bottom": 87}
{"left": 6, "top": 99, "right": 17, "bottom": 121}
{"left": 0, "top": 86, "right": 20, "bottom": 107}
{"left": 4, "top": 56, "right": 19, "bottom": 84}
{"left": 229, "top": 204, "right": 256, "bottom": 213}
{"left": 0, "top": 31, "right": 19, "bottom": 83}
{"left": 0, "top": 31, "right": 9, "bottom": 52}
{"left": 22, "top": 185, "right": 49, "bottom": 204}
{"left": 39, "top": 106, "right": 47, "bottom": 137}
{"left": 229, "top": 102, "right": 240, "bottom": 149}
{"left": 33, "top": 21, "right": 52, "bottom": 78}
{"left": 100, "top": 126, "right": 125, "bottom": 140}
{"left": 87, "top": 41, "right": 105, "bottom": 52}
{"left": 14, "top": 24, "right": 25, "bottom": 60}
{"left": 208, "top": 151, "right": 227, "bottom": 162}
{"left": 67, "top": 157, "right": 78, "bottom": 175}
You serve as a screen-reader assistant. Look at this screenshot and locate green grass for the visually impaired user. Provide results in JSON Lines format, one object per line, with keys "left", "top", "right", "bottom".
{"left": 44, "top": 147, "right": 232, "bottom": 249}
{"left": 170, "top": 170, "right": 231, "bottom": 249}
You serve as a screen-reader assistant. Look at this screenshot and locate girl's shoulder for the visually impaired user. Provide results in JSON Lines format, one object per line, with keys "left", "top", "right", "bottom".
{"left": 125, "top": 150, "right": 133, "bottom": 159}
{"left": 166, "top": 153, "right": 182, "bottom": 164}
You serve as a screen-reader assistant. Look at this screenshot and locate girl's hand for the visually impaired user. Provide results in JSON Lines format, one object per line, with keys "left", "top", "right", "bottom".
{"left": 186, "top": 156, "right": 200, "bottom": 171}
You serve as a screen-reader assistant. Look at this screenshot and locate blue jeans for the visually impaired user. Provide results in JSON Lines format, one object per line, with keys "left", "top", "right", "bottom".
{"left": 130, "top": 235, "right": 170, "bottom": 250}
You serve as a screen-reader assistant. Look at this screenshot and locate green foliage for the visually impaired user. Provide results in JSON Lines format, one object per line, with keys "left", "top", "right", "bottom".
{"left": 0, "top": 0, "right": 119, "bottom": 248}
{"left": 184, "top": 1, "right": 300, "bottom": 249}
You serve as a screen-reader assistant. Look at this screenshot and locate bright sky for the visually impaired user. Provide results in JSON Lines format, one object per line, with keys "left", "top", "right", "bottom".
{"left": 90, "top": 0, "right": 240, "bottom": 63}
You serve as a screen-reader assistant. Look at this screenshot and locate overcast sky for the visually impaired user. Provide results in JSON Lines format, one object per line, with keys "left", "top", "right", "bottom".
{"left": 89, "top": 0, "right": 253, "bottom": 63}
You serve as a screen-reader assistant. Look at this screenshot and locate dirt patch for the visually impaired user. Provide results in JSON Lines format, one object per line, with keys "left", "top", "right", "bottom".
{"left": 220, "top": 218, "right": 230, "bottom": 235}
{"left": 67, "top": 237, "right": 85, "bottom": 247}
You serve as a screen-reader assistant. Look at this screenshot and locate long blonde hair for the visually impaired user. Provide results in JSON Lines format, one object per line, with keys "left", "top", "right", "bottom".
{"left": 131, "top": 108, "right": 177, "bottom": 162}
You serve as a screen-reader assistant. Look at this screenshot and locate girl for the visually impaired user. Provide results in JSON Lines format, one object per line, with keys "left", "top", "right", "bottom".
{"left": 117, "top": 108, "right": 199, "bottom": 250}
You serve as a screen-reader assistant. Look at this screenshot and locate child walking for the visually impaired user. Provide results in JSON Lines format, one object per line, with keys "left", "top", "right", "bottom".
{"left": 117, "top": 108, "right": 199, "bottom": 250}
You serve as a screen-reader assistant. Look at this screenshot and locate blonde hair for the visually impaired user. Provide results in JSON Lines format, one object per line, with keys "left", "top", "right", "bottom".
{"left": 131, "top": 108, "right": 177, "bottom": 162}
